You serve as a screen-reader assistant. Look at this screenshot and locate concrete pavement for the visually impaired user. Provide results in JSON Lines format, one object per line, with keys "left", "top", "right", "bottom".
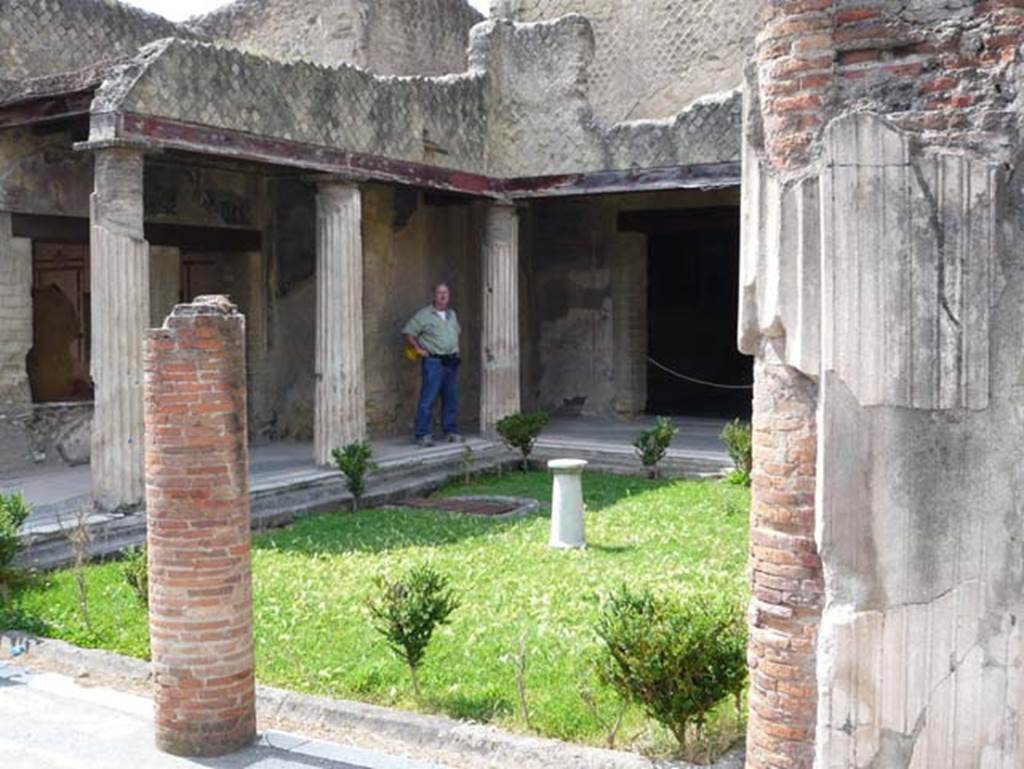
{"left": 0, "top": 662, "right": 449, "bottom": 769}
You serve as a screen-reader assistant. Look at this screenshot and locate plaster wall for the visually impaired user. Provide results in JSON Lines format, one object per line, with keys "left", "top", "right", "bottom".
{"left": 740, "top": 108, "right": 1024, "bottom": 767}
{"left": 0, "top": 127, "right": 272, "bottom": 471}
{"left": 0, "top": 128, "right": 263, "bottom": 230}
{"left": 264, "top": 182, "right": 483, "bottom": 443}
{"left": 742, "top": 6, "right": 1024, "bottom": 758}
{"left": 492, "top": 0, "right": 760, "bottom": 124}
{"left": 0, "top": 211, "right": 33, "bottom": 474}
{"left": 525, "top": 188, "right": 739, "bottom": 417}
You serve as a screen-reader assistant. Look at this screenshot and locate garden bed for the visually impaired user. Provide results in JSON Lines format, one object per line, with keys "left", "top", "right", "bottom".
{"left": 1, "top": 471, "right": 749, "bottom": 761}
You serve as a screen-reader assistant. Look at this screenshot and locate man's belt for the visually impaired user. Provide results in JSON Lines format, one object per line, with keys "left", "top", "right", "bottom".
{"left": 427, "top": 354, "right": 461, "bottom": 365}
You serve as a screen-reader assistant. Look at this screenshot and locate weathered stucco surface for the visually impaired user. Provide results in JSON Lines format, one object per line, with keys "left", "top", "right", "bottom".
{"left": 740, "top": 2, "right": 1024, "bottom": 762}
{"left": 361, "top": 186, "right": 483, "bottom": 439}
{"left": 0, "top": 211, "right": 33, "bottom": 474}
{"left": 492, "top": 0, "right": 759, "bottom": 124}
{"left": 815, "top": 114, "right": 1023, "bottom": 769}
{"left": 78, "top": 17, "right": 740, "bottom": 180}
{"left": 262, "top": 182, "right": 483, "bottom": 443}
{"left": 524, "top": 188, "right": 739, "bottom": 418}
{"left": 191, "top": 0, "right": 482, "bottom": 76}
{"left": 741, "top": 109, "right": 1024, "bottom": 769}
{"left": 0, "top": 0, "right": 199, "bottom": 86}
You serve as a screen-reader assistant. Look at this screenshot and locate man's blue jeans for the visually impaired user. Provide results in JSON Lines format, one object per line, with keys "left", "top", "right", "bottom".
{"left": 415, "top": 357, "right": 459, "bottom": 439}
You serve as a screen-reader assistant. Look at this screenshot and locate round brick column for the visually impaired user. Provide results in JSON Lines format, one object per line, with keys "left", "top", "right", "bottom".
{"left": 756, "top": 0, "right": 836, "bottom": 171}
{"left": 746, "top": 353, "right": 822, "bottom": 769}
{"left": 144, "top": 295, "right": 255, "bottom": 757}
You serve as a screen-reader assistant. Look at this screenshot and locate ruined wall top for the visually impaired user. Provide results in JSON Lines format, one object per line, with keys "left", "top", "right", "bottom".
{"left": 1, "top": 0, "right": 202, "bottom": 82}
{"left": 491, "top": 0, "right": 760, "bottom": 123}
{"left": 83, "top": 22, "right": 740, "bottom": 180}
{"left": 190, "top": 0, "right": 484, "bottom": 75}
{"left": 752, "top": 0, "right": 1024, "bottom": 174}
{"left": 1, "top": 0, "right": 745, "bottom": 182}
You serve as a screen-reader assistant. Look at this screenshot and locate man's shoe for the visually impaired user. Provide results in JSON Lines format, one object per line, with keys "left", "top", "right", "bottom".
{"left": 417, "top": 436, "right": 435, "bottom": 448}
{"left": 446, "top": 433, "right": 464, "bottom": 443}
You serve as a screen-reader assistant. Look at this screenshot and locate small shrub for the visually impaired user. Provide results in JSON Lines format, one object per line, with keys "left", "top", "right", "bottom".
{"left": 0, "top": 491, "right": 30, "bottom": 570}
{"left": 496, "top": 412, "right": 550, "bottom": 472}
{"left": 720, "top": 419, "right": 752, "bottom": 487}
{"left": 0, "top": 491, "right": 31, "bottom": 598}
{"left": 633, "top": 417, "right": 679, "bottom": 479}
{"left": 367, "top": 564, "right": 460, "bottom": 699}
{"left": 595, "top": 585, "right": 747, "bottom": 751}
{"left": 62, "top": 506, "right": 93, "bottom": 632}
{"left": 461, "top": 443, "right": 475, "bottom": 485}
{"left": 332, "top": 442, "right": 378, "bottom": 510}
{"left": 122, "top": 545, "right": 148, "bottom": 608}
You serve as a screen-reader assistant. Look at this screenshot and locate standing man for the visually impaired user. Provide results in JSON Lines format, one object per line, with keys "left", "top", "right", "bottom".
{"left": 403, "top": 283, "right": 462, "bottom": 447}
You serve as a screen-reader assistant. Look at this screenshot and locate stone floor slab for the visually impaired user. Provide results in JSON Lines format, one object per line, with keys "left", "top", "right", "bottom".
{"left": 0, "top": 662, "right": 448, "bottom": 769}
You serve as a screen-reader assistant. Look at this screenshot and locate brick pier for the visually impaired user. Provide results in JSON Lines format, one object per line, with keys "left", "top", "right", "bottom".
{"left": 746, "top": 354, "right": 821, "bottom": 769}
{"left": 143, "top": 295, "right": 255, "bottom": 756}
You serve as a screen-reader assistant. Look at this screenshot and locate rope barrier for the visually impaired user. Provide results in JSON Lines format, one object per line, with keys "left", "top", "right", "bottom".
{"left": 646, "top": 356, "right": 754, "bottom": 391}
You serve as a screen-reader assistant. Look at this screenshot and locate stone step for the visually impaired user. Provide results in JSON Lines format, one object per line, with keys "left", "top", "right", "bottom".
{"left": 532, "top": 439, "right": 731, "bottom": 479}
{"left": 15, "top": 442, "right": 515, "bottom": 571}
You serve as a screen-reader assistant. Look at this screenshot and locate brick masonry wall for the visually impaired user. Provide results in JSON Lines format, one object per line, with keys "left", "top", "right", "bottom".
{"left": 143, "top": 296, "right": 255, "bottom": 757}
{"left": 756, "top": 0, "right": 1024, "bottom": 170}
{"left": 746, "top": 355, "right": 822, "bottom": 769}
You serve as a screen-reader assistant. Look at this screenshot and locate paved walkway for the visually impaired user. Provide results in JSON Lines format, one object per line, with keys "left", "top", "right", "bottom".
{"left": 0, "top": 662, "right": 447, "bottom": 769}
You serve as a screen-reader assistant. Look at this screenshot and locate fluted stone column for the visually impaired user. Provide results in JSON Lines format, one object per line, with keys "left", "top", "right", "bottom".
{"left": 314, "top": 182, "right": 365, "bottom": 465}
{"left": 480, "top": 202, "right": 520, "bottom": 437}
{"left": 90, "top": 146, "right": 150, "bottom": 510}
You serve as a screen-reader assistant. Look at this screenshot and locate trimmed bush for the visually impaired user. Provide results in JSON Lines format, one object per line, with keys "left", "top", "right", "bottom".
{"left": 595, "top": 585, "right": 747, "bottom": 750}
{"left": 0, "top": 491, "right": 31, "bottom": 596}
{"left": 720, "top": 419, "right": 752, "bottom": 487}
{"left": 0, "top": 491, "right": 30, "bottom": 570}
{"left": 333, "top": 441, "right": 377, "bottom": 510}
{"left": 496, "top": 412, "right": 550, "bottom": 472}
{"left": 367, "top": 564, "right": 460, "bottom": 699}
{"left": 633, "top": 417, "right": 679, "bottom": 479}
{"left": 122, "top": 545, "right": 148, "bottom": 608}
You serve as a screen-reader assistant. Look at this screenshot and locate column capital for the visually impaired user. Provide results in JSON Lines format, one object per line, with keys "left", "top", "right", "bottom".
{"left": 90, "top": 142, "right": 145, "bottom": 240}
{"left": 485, "top": 198, "right": 524, "bottom": 213}
{"left": 306, "top": 173, "right": 367, "bottom": 191}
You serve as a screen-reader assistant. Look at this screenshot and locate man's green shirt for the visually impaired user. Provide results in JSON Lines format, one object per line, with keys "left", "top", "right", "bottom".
{"left": 402, "top": 305, "right": 461, "bottom": 355}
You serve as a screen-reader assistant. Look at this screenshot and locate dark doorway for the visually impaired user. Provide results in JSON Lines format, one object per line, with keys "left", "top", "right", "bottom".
{"left": 29, "top": 242, "right": 92, "bottom": 402}
{"left": 642, "top": 207, "right": 751, "bottom": 418}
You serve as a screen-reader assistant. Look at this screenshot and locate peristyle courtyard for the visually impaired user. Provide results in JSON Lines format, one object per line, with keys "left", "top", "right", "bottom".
{"left": 3, "top": 470, "right": 749, "bottom": 760}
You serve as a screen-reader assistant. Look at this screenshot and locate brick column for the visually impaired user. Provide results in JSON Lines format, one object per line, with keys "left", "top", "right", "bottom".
{"left": 314, "top": 181, "right": 365, "bottom": 465}
{"left": 746, "top": 352, "right": 821, "bottom": 769}
{"left": 755, "top": 0, "right": 835, "bottom": 171}
{"left": 480, "top": 201, "right": 520, "bottom": 436}
{"left": 144, "top": 295, "right": 255, "bottom": 757}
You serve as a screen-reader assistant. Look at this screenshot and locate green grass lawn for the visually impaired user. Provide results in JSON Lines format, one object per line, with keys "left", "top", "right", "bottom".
{"left": 3, "top": 471, "right": 749, "bottom": 757}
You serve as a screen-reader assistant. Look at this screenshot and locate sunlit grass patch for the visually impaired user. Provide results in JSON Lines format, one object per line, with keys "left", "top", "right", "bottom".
{"left": 3, "top": 471, "right": 749, "bottom": 759}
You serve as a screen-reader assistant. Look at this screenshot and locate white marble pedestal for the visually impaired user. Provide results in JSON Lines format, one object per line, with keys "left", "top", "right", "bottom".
{"left": 548, "top": 458, "right": 587, "bottom": 549}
